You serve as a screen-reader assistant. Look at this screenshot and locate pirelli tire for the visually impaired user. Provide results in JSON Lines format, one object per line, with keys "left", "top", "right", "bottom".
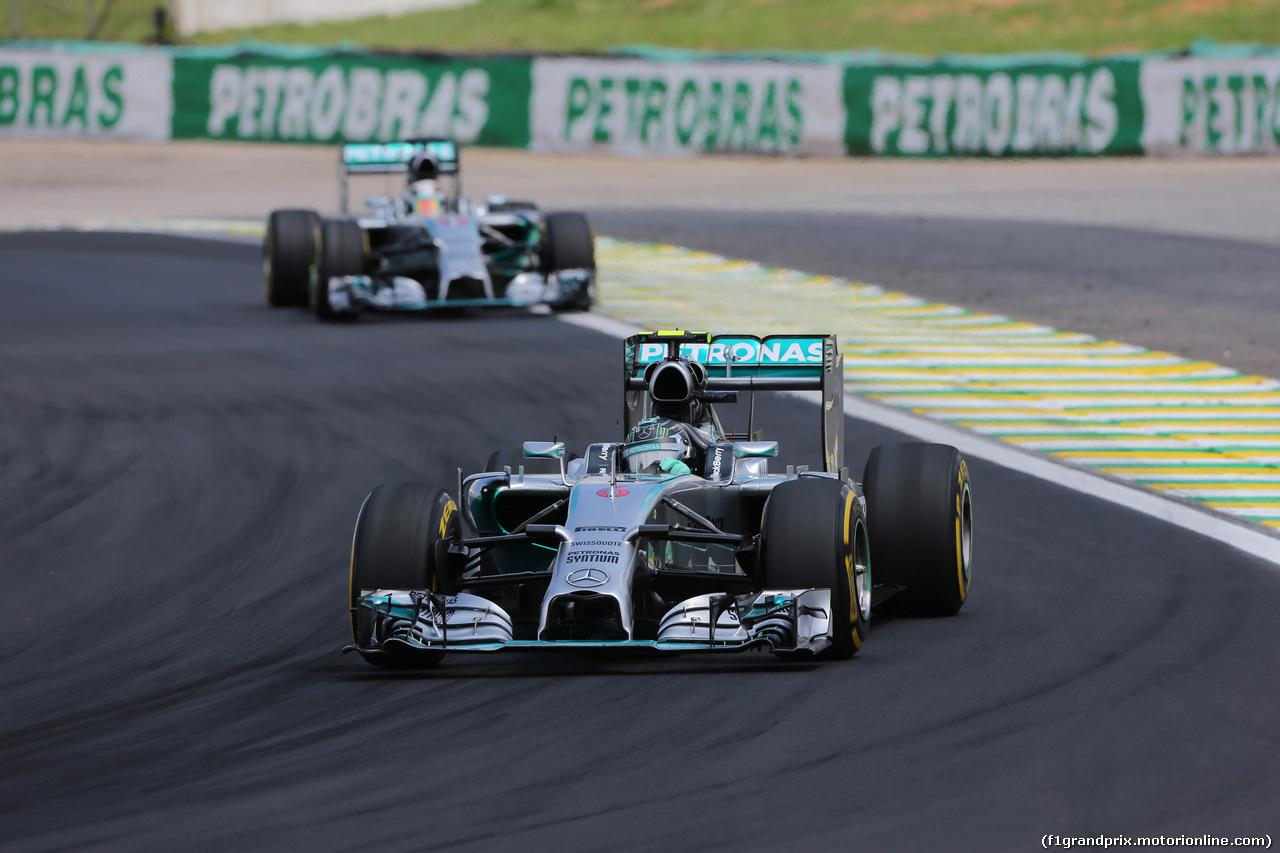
{"left": 264, "top": 209, "right": 319, "bottom": 307}
{"left": 349, "top": 485, "right": 459, "bottom": 668}
{"left": 862, "top": 443, "right": 972, "bottom": 617}
{"left": 543, "top": 211, "right": 596, "bottom": 312}
{"left": 759, "top": 476, "right": 871, "bottom": 660}
{"left": 311, "top": 218, "right": 366, "bottom": 321}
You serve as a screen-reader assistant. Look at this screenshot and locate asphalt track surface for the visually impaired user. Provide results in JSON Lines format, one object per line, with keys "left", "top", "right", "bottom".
{"left": 2, "top": 229, "right": 1279, "bottom": 851}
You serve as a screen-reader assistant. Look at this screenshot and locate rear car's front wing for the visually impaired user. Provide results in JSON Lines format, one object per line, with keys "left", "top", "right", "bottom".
{"left": 345, "top": 589, "right": 834, "bottom": 664}
{"left": 325, "top": 269, "right": 592, "bottom": 314}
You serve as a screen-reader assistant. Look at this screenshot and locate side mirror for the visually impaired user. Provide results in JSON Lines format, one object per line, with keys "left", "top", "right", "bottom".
{"left": 524, "top": 441, "right": 567, "bottom": 483}
{"left": 523, "top": 441, "right": 566, "bottom": 460}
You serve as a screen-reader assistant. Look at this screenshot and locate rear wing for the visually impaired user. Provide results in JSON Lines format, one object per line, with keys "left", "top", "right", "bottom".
{"left": 623, "top": 331, "right": 845, "bottom": 474}
{"left": 337, "top": 138, "right": 459, "bottom": 213}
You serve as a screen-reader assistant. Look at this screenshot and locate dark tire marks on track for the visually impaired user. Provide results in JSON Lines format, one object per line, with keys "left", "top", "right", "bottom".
{"left": 1, "top": 232, "right": 1278, "bottom": 851}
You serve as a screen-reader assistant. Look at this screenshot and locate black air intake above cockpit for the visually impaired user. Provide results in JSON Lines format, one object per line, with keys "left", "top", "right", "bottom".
{"left": 649, "top": 361, "right": 696, "bottom": 402}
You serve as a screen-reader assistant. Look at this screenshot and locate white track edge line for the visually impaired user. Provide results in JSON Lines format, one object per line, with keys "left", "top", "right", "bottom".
{"left": 559, "top": 312, "right": 1280, "bottom": 568}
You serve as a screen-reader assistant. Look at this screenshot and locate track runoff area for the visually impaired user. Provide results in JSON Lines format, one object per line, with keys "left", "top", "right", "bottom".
{"left": 23, "top": 218, "right": 1280, "bottom": 565}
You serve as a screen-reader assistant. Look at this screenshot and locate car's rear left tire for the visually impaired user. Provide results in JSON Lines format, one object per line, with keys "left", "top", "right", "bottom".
{"left": 349, "top": 484, "right": 459, "bottom": 668}
{"left": 759, "top": 476, "right": 870, "bottom": 659}
{"left": 312, "top": 218, "right": 365, "bottom": 321}
{"left": 264, "top": 209, "right": 319, "bottom": 307}
{"left": 862, "top": 443, "right": 972, "bottom": 617}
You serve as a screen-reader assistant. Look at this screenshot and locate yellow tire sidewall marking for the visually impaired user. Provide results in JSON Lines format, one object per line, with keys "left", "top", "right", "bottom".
{"left": 438, "top": 499, "right": 456, "bottom": 539}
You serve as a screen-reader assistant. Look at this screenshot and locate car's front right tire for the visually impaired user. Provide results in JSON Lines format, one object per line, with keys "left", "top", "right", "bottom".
{"left": 264, "top": 209, "right": 319, "bottom": 307}
{"left": 311, "top": 219, "right": 365, "bottom": 321}
{"left": 349, "top": 484, "right": 458, "bottom": 668}
{"left": 543, "top": 212, "right": 596, "bottom": 312}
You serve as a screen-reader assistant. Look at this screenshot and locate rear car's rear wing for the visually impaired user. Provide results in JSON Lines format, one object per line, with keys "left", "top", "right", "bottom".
{"left": 337, "top": 138, "right": 459, "bottom": 213}
{"left": 623, "top": 331, "right": 845, "bottom": 474}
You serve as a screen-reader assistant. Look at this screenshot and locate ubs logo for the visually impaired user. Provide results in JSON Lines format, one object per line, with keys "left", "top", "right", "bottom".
{"left": 567, "top": 567, "right": 609, "bottom": 588}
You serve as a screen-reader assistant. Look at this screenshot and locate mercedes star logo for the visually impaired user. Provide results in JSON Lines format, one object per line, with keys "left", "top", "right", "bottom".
{"left": 566, "top": 568, "right": 609, "bottom": 588}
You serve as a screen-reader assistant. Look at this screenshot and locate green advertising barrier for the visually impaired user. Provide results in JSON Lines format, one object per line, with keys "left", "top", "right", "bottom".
{"left": 4, "top": 40, "right": 1279, "bottom": 159}
{"left": 531, "top": 56, "right": 844, "bottom": 157}
{"left": 843, "top": 56, "right": 1144, "bottom": 157}
{"left": 170, "top": 45, "right": 532, "bottom": 147}
{"left": 0, "top": 42, "right": 172, "bottom": 139}
{"left": 1140, "top": 54, "right": 1280, "bottom": 155}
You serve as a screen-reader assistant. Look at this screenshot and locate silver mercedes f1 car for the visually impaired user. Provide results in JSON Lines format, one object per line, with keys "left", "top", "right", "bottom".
{"left": 264, "top": 138, "right": 596, "bottom": 320}
{"left": 345, "top": 331, "right": 973, "bottom": 667}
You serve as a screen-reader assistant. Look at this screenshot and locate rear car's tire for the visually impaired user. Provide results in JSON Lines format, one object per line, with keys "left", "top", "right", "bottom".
{"left": 349, "top": 485, "right": 459, "bottom": 667}
{"left": 759, "top": 477, "right": 870, "bottom": 659}
{"left": 312, "top": 218, "right": 365, "bottom": 321}
{"left": 264, "top": 209, "right": 319, "bottom": 307}
{"left": 543, "top": 212, "right": 596, "bottom": 312}
{"left": 862, "top": 443, "right": 972, "bottom": 617}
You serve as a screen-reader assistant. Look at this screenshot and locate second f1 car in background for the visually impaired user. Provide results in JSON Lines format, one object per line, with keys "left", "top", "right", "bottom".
{"left": 264, "top": 138, "right": 596, "bottom": 320}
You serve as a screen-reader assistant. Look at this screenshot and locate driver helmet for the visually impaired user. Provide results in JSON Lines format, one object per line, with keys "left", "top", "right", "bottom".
{"left": 622, "top": 417, "right": 691, "bottom": 475}
{"left": 407, "top": 179, "right": 441, "bottom": 218}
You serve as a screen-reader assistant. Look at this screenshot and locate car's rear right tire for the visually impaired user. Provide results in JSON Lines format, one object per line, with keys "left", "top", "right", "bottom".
{"left": 759, "top": 476, "right": 870, "bottom": 660}
{"left": 264, "top": 209, "right": 318, "bottom": 307}
{"left": 862, "top": 443, "right": 972, "bottom": 617}
{"left": 312, "top": 219, "right": 365, "bottom": 321}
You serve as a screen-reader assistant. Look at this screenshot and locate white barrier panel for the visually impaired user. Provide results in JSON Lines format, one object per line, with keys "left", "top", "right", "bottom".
{"left": 172, "top": 0, "right": 481, "bottom": 36}
{"left": 0, "top": 49, "right": 172, "bottom": 140}
{"left": 532, "top": 57, "right": 845, "bottom": 157}
{"left": 1141, "top": 56, "right": 1280, "bottom": 155}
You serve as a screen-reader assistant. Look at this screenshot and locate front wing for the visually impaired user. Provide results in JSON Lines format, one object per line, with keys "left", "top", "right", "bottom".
{"left": 345, "top": 589, "right": 835, "bottom": 665}
{"left": 325, "top": 269, "right": 592, "bottom": 314}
